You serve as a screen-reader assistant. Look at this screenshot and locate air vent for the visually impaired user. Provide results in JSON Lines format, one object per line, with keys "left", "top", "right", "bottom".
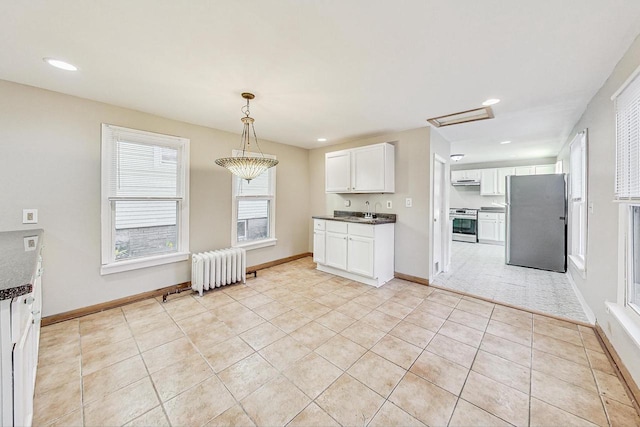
{"left": 427, "top": 106, "right": 494, "bottom": 128}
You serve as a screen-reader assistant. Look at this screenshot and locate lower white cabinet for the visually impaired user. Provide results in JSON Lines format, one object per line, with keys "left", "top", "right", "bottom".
{"left": 1, "top": 231, "right": 43, "bottom": 427}
{"left": 312, "top": 219, "right": 394, "bottom": 287}
{"left": 477, "top": 212, "right": 505, "bottom": 245}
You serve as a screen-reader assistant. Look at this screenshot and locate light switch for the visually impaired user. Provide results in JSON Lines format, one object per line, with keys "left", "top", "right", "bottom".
{"left": 23, "top": 209, "right": 38, "bottom": 224}
{"left": 405, "top": 198, "right": 412, "bottom": 208}
{"left": 386, "top": 201, "right": 392, "bottom": 209}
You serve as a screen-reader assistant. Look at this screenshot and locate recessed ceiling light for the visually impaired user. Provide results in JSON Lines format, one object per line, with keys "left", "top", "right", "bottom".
{"left": 500, "top": 140, "right": 511, "bottom": 144}
{"left": 482, "top": 98, "right": 500, "bottom": 106}
{"left": 43, "top": 57, "right": 78, "bottom": 71}
{"left": 317, "top": 138, "right": 327, "bottom": 142}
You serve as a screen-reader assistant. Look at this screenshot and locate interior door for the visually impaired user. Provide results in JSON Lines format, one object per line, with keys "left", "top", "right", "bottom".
{"left": 432, "top": 157, "right": 445, "bottom": 276}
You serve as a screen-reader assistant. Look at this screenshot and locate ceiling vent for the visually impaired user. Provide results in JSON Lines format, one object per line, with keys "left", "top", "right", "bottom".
{"left": 427, "top": 106, "right": 494, "bottom": 128}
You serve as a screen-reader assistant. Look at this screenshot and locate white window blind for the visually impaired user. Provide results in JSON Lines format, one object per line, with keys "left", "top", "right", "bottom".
{"left": 570, "top": 131, "right": 586, "bottom": 201}
{"left": 615, "top": 71, "right": 640, "bottom": 199}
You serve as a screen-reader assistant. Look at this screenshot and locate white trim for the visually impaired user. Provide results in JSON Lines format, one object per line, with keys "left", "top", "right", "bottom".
{"left": 605, "top": 302, "right": 640, "bottom": 349}
{"left": 233, "top": 237, "right": 278, "bottom": 251}
{"left": 566, "top": 270, "right": 595, "bottom": 324}
{"left": 100, "top": 252, "right": 190, "bottom": 275}
{"left": 569, "top": 254, "right": 586, "bottom": 276}
{"left": 611, "top": 63, "right": 640, "bottom": 100}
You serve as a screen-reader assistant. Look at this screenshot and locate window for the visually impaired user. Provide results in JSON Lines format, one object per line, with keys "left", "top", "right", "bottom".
{"left": 614, "top": 67, "right": 640, "bottom": 321}
{"left": 101, "top": 124, "right": 189, "bottom": 274}
{"left": 630, "top": 206, "right": 640, "bottom": 315}
{"left": 569, "top": 130, "right": 588, "bottom": 271}
{"left": 231, "top": 150, "right": 276, "bottom": 249}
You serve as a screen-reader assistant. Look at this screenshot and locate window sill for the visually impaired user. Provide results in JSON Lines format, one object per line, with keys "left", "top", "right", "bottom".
{"left": 101, "top": 252, "right": 190, "bottom": 275}
{"left": 605, "top": 302, "right": 640, "bottom": 349}
{"left": 569, "top": 255, "right": 586, "bottom": 277}
{"left": 234, "top": 238, "right": 277, "bottom": 251}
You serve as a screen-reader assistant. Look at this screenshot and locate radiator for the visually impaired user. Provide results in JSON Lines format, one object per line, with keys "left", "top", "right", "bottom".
{"left": 191, "top": 248, "right": 246, "bottom": 296}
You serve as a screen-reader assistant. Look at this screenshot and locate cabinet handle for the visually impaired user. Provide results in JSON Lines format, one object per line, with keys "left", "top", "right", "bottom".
{"left": 344, "top": 237, "right": 347, "bottom": 240}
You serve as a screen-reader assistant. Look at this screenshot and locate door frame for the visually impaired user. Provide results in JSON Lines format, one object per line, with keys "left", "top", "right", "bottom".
{"left": 431, "top": 153, "right": 449, "bottom": 279}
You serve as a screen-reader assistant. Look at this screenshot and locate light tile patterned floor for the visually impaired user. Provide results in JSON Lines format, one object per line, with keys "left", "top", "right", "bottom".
{"left": 34, "top": 257, "right": 639, "bottom": 426}
{"left": 432, "top": 241, "right": 589, "bottom": 322}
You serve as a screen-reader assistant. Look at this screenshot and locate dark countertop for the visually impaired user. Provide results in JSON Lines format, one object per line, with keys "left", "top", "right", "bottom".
{"left": 0, "top": 229, "right": 43, "bottom": 300}
{"left": 312, "top": 210, "right": 396, "bottom": 224}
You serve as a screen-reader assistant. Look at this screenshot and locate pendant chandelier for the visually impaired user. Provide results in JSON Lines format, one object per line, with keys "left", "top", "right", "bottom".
{"left": 215, "top": 92, "right": 279, "bottom": 182}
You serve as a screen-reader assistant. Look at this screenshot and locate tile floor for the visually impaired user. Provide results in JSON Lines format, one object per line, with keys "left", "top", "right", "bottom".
{"left": 432, "top": 241, "right": 589, "bottom": 322}
{"left": 34, "top": 257, "right": 639, "bottom": 426}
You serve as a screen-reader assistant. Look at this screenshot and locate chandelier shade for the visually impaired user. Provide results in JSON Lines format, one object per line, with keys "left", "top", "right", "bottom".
{"left": 216, "top": 92, "right": 278, "bottom": 182}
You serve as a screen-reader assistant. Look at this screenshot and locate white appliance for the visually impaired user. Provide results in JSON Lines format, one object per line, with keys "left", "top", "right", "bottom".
{"left": 450, "top": 208, "right": 478, "bottom": 243}
{"left": 505, "top": 174, "right": 567, "bottom": 272}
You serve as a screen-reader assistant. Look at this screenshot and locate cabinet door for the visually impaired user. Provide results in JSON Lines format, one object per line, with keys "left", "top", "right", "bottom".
{"left": 451, "top": 170, "right": 465, "bottom": 182}
{"left": 534, "top": 164, "right": 555, "bottom": 175}
{"left": 352, "top": 145, "right": 385, "bottom": 192}
{"left": 515, "top": 166, "right": 534, "bottom": 176}
{"left": 325, "top": 232, "right": 348, "bottom": 270}
{"left": 313, "top": 231, "right": 326, "bottom": 264}
{"left": 498, "top": 214, "right": 506, "bottom": 242}
{"left": 497, "top": 167, "right": 515, "bottom": 195}
{"left": 13, "top": 313, "right": 35, "bottom": 427}
{"left": 464, "top": 169, "right": 481, "bottom": 181}
{"left": 480, "top": 169, "right": 497, "bottom": 195}
{"left": 347, "top": 235, "right": 375, "bottom": 277}
{"left": 478, "top": 219, "right": 498, "bottom": 240}
{"left": 325, "top": 151, "right": 351, "bottom": 193}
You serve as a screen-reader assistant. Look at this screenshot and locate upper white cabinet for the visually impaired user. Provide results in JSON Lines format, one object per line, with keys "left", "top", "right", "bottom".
{"left": 325, "top": 143, "right": 395, "bottom": 193}
{"left": 451, "top": 169, "right": 480, "bottom": 182}
{"left": 480, "top": 169, "right": 498, "bottom": 195}
{"left": 497, "top": 167, "right": 515, "bottom": 195}
{"left": 325, "top": 150, "right": 352, "bottom": 193}
{"left": 515, "top": 166, "right": 535, "bottom": 176}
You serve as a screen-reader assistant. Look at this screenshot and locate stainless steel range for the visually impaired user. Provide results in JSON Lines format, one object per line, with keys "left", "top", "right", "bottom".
{"left": 450, "top": 208, "right": 478, "bottom": 243}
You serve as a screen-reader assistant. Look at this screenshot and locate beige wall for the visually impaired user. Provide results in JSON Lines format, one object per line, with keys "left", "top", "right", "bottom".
{"left": 556, "top": 33, "right": 640, "bottom": 385}
{"left": 0, "top": 80, "right": 310, "bottom": 316}
{"left": 309, "top": 127, "right": 450, "bottom": 280}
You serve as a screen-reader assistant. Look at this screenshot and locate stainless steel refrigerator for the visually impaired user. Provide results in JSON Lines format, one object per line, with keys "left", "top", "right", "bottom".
{"left": 505, "top": 174, "right": 567, "bottom": 272}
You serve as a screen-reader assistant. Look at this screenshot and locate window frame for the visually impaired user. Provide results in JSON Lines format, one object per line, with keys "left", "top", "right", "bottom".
{"left": 568, "top": 130, "right": 588, "bottom": 273}
{"left": 612, "top": 65, "right": 640, "bottom": 331}
{"left": 231, "top": 150, "right": 277, "bottom": 250}
{"left": 100, "top": 124, "right": 190, "bottom": 275}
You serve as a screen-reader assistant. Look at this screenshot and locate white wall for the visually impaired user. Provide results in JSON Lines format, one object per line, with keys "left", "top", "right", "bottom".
{"left": 0, "top": 80, "right": 310, "bottom": 316}
{"left": 556, "top": 33, "right": 640, "bottom": 386}
{"left": 309, "top": 127, "right": 450, "bottom": 281}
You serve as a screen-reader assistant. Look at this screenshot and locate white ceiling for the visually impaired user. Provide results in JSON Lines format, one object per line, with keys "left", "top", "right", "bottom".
{"left": 1, "top": 1, "right": 639, "bottom": 163}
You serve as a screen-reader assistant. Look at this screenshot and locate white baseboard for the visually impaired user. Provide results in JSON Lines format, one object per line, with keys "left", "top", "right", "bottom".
{"left": 566, "top": 270, "right": 596, "bottom": 324}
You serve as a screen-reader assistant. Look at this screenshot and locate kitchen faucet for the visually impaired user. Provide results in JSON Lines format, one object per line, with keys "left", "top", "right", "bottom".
{"left": 364, "top": 201, "right": 372, "bottom": 218}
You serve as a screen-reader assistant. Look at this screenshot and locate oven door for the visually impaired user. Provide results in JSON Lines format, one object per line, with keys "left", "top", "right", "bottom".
{"left": 452, "top": 217, "right": 477, "bottom": 242}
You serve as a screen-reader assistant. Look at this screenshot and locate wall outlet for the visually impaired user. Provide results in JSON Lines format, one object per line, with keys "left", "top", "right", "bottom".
{"left": 344, "top": 200, "right": 351, "bottom": 207}
{"left": 23, "top": 209, "right": 38, "bottom": 224}
{"left": 386, "top": 201, "right": 392, "bottom": 209}
{"left": 405, "top": 198, "right": 412, "bottom": 208}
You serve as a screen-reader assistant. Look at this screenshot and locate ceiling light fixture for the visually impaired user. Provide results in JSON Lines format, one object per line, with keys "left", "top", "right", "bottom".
{"left": 215, "top": 92, "right": 279, "bottom": 182}
{"left": 317, "top": 138, "right": 327, "bottom": 142}
{"left": 427, "top": 107, "right": 494, "bottom": 128}
{"left": 450, "top": 154, "right": 465, "bottom": 162}
{"left": 500, "top": 140, "right": 511, "bottom": 144}
{"left": 43, "top": 57, "right": 78, "bottom": 71}
{"left": 482, "top": 98, "right": 500, "bottom": 106}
